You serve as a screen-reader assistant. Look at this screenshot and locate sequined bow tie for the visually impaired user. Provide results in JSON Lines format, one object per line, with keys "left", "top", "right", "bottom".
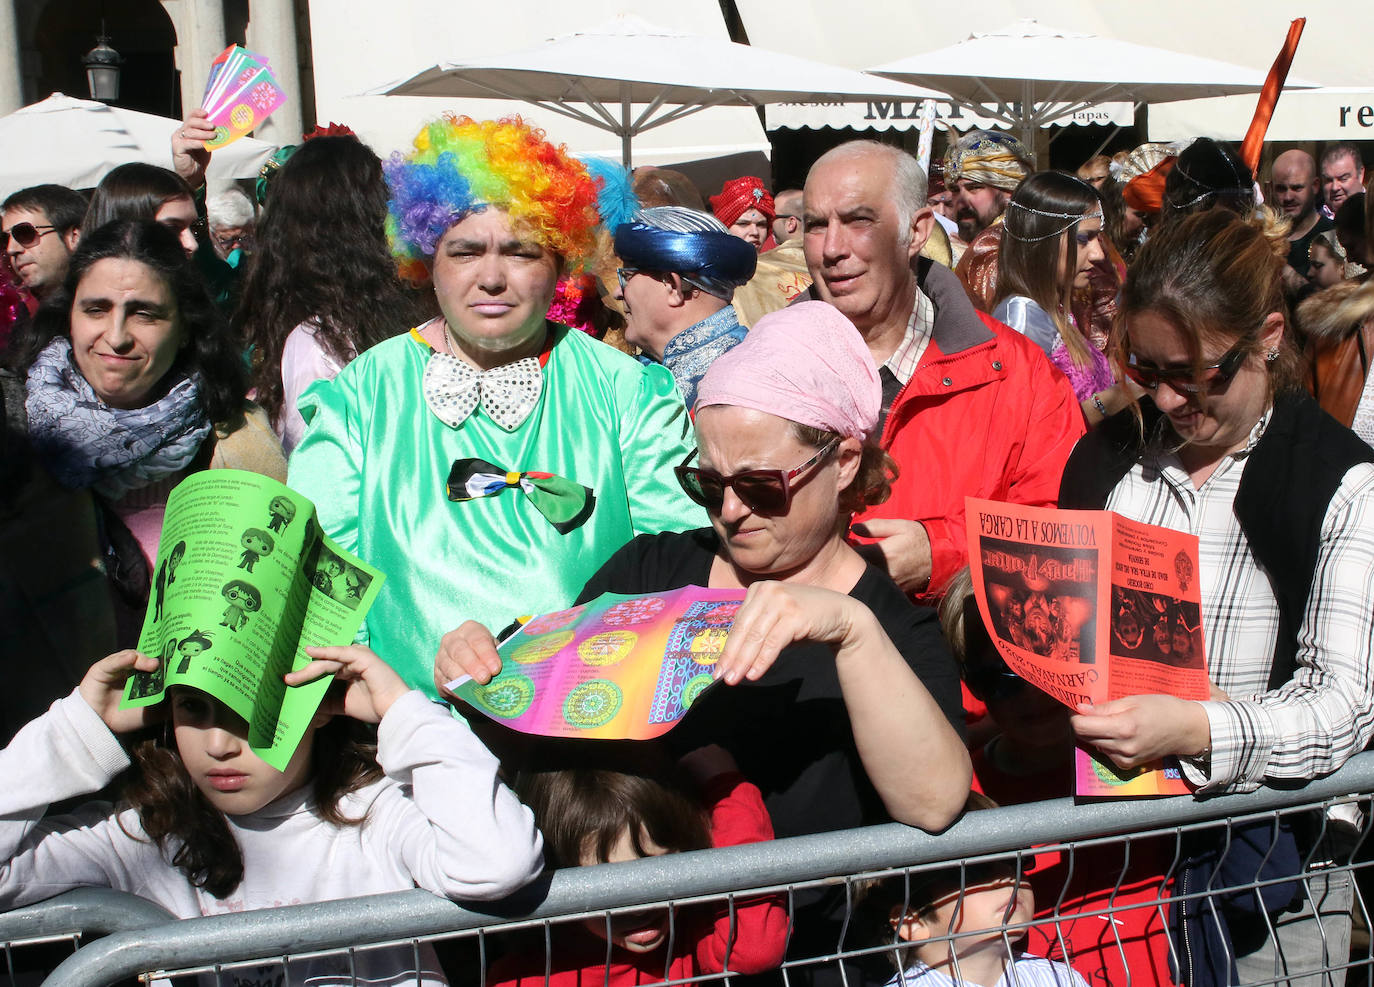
{"left": 422, "top": 350, "right": 542, "bottom": 432}
{"left": 447, "top": 458, "right": 594, "bottom": 533}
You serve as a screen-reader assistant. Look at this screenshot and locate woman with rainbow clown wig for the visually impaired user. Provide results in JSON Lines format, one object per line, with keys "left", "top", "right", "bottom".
{"left": 289, "top": 115, "right": 705, "bottom": 696}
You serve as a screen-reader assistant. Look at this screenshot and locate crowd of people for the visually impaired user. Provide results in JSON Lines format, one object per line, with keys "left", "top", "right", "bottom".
{"left": 0, "top": 104, "right": 1373, "bottom": 987}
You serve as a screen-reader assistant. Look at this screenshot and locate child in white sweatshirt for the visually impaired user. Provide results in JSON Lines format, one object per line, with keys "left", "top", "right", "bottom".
{"left": 0, "top": 645, "right": 544, "bottom": 985}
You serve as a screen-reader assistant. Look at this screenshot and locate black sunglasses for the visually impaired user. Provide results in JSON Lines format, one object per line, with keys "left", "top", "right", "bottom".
{"left": 675, "top": 438, "right": 839, "bottom": 516}
{"left": 963, "top": 658, "right": 1027, "bottom": 703}
{"left": 1123, "top": 336, "right": 1252, "bottom": 394}
{"left": 1, "top": 222, "right": 57, "bottom": 250}
{"left": 212, "top": 230, "right": 254, "bottom": 251}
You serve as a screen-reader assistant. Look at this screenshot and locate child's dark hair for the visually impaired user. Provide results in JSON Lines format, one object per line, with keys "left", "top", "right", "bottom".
{"left": 121, "top": 712, "right": 383, "bottom": 898}
{"left": 853, "top": 793, "right": 1001, "bottom": 969}
{"left": 515, "top": 743, "right": 711, "bottom": 868}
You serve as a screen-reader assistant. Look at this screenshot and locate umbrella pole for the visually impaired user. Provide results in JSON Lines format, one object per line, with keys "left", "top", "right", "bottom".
{"left": 620, "top": 82, "right": 632, "bottom": 169}
{"left": 1020, "top": 79, "right": 1036, "bottom": 163}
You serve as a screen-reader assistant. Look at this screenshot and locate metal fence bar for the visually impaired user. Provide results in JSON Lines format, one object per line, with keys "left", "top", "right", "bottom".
{"left": 38, "top": 750, "right": 1374, "bottom": 987}
{"left": 0, "top": 888, "right": 172, "bottom": 945}
{"left": 0, "top": 888, "right": 173, "bottom": 986}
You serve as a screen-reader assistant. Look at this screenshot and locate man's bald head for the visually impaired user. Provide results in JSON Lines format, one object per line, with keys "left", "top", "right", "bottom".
{"left": 1272, "top": 149, "right": 1319, "bottom": 223}
{"left": 774, "top": 189, "right": 803, "bottom": 215}
{"left": 807, "top": 141, "right": 928, "bottom": 235}
{"left": 801, "top": 141, "right": 934, "bottom": 344}
{"left": 771, "top": 188, "right": 804, "bottom": 242}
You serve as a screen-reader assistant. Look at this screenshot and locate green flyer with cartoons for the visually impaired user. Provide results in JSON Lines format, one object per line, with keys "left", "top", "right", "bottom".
{"left": 121, "top": 470, "right": 385, "bottom": 770}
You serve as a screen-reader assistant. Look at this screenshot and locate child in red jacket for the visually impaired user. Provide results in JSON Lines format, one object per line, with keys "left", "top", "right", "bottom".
{"left": 489, "top": 744, "right": 787, "bottom": 987}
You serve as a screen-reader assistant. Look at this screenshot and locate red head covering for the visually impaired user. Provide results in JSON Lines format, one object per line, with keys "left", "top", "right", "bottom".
{"left": 710, "top": 176, "right": 775, "bottom": 228}
{"left": 1123, "top": 158, "right": 1177, "bottom": 215}
{"left": 303, "top": 122, "right": 357, "bottom": 140}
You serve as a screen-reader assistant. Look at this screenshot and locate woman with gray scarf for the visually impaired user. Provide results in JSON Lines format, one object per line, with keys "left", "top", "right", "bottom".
{"left": 1, "top": 220, "right": 284, "bottom": 726}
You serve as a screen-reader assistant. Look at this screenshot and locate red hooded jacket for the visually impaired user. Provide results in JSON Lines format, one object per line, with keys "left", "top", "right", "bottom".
{"left": 853, "top": 259, "right": 1086, "bottom": 606}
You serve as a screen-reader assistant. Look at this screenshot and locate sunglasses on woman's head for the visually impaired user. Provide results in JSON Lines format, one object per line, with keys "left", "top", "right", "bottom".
{"left": 0, "top": 222, "right": 57, "bottom": 249}
{"left": 1123, "top": 335, "right": 1252, "bottom": 394}
{"left": 675, "top": 438, "right": 839, "bottom": 516}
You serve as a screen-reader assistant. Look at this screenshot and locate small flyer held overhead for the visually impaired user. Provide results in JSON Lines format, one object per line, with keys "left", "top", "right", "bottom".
{"left": 200, "top": 44, "right": 285, "bottom": 149}
{"left": 121, "top": 470, "right": 385, "bottom": 771}
{"left": 451, "top": 588, "right": 746, "bottom": 740}
{"left": 965, "top": 498, "right": 1210, "bottom": 799}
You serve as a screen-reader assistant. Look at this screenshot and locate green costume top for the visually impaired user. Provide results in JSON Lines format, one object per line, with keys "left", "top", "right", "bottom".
{"left": 288, "top": 322, "right": 706, "bottom": 695}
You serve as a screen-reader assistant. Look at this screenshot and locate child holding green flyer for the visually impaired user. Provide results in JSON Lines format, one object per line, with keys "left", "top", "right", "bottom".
{"left": 0, "top": 643, "right": 544, "bottom": 985}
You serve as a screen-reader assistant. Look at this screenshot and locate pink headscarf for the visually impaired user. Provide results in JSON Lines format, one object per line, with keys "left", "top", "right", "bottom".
{"left": 695, "top": 301, "right": 880, "bottom": 440}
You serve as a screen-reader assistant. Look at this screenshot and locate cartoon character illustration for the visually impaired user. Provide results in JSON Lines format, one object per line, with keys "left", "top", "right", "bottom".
{"left": 237, "top": 528, "right": 275, "bottom": 573}
{"left": 267, "top": 495, "right": 296, "bottom": 533}
{"left": 220, "top": 580, "right": 262, "bottom": 632}
{"left": 174, "top": 630, "right": 214, "bottom": 674}
{"left": 152, "top": 541, "right": 187, "bottom": 621}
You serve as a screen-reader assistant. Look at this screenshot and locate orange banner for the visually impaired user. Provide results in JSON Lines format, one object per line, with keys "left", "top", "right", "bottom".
{"left": 1239, "top": 18, "right": 1306, "bottom": 176}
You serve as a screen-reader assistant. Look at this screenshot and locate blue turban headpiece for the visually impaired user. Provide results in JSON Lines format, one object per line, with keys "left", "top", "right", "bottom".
{"left": 613, "top": 206, "right": 758, "bottom": 300}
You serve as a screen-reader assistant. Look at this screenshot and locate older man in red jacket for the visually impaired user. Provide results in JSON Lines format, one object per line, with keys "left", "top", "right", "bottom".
{"left": 802, "top": 140, "right": 1085, "bottom": 606}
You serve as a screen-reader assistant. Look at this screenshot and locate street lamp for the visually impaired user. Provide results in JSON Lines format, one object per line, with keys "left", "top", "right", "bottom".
{"left": 83, "top": 29, "right": 123, "bottom": 103}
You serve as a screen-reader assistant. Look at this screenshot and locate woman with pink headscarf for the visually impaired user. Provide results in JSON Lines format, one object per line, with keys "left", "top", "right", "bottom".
{"left": 440, "top": 301, "right": 968, "bottom": 986}
{"left": 440, "top": 301, "right": 969, "bottom": 839}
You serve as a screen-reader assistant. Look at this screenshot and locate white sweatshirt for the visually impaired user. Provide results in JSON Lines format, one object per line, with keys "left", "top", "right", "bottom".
{"left": 0, "top": 690, "right": 544, "bottom": 985}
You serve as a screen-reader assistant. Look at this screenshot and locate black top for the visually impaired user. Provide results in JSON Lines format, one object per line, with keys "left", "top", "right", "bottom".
{"left": 577, "top": 527, "right": 964, "bottom": 839}
{"left": 1286, "top": 214, "right": 1334, "bottom": 278}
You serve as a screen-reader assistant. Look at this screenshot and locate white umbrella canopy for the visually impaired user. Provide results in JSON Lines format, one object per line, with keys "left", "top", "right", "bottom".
{"left": 377, "top": 13, "right": 946, "bottom": 166}
{"left": 1150, "top": 87, "right": 1374, "bottom": 142}
{"left": 868, "top": 19, "right": 1321, "bottom": 148}
{"left": 0, "top": 94, "right": 279, "bottom": 199}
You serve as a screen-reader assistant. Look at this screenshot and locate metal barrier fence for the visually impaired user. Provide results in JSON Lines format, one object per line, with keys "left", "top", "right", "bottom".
{"left": 0, "top": 889, "right": 170, "bottom": 984}
{"left": 28, "top": 751, "right": 1374, "bottom": 987}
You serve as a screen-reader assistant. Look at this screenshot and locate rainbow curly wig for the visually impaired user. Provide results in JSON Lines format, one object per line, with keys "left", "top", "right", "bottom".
{"left": 385, "top": 115, "right": 600, "bottom": 283}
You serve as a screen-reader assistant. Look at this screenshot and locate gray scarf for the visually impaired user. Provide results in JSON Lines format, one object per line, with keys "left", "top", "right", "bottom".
{"left": 25, "top": 337, "right": 212, "bottom": 499}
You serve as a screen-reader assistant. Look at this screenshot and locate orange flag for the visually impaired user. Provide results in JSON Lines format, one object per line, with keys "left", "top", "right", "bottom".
{"left": 1239, "top": 18, "right": 1306, "bottom": 177}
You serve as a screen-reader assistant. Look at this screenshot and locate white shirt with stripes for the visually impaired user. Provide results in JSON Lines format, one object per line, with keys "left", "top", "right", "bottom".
{"left": 886, "top": 952, "right": 1090, "bottom": 987}
{"left": 1105, "top": 411, "right": 1374, "bottom": 793}
{"left": 883, "top": 286, "right": 936, "bottom": 386}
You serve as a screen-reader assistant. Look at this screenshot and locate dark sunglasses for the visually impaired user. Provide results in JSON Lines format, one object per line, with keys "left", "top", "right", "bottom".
{"left": 963, "top": 658, "right": 1027, "bottom": 703}
{"left": 675, "top": 438, "right": 839, "bottom": 516}
{"left": 617, "top": 267, "right": 664, "bottom": 294}
{"left": 1123, "top": 336, "right": 1252, "bottom": 395}
{"left": 213, "top": 231, "right": 254, "bottom": 251}
{"left": 1, "top": 222, "right": 57, "bottom": 249}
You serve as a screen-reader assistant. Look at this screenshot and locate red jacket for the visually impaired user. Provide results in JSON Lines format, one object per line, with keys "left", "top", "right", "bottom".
{"left": 489, "top": 775, "right": 787, "bottom": 987}
{"left": 853, "top": 259, "right": 1085, "bottom": 606}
